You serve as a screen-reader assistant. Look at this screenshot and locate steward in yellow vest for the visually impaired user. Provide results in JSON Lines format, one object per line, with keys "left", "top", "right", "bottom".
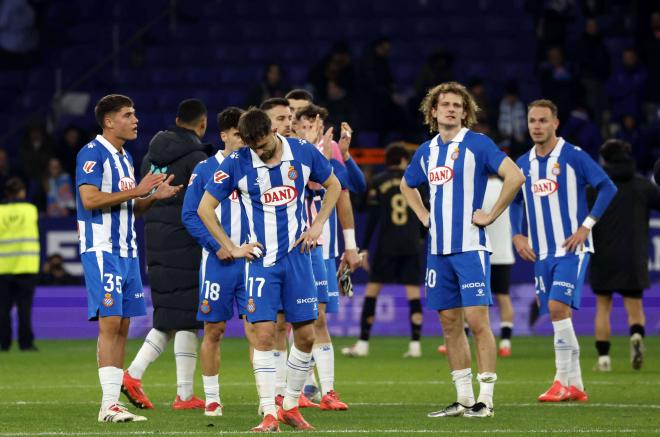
{"left": 0, "top": 177, "right": 39, "bottom": 351}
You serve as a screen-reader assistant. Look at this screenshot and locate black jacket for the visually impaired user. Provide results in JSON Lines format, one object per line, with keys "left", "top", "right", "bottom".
{"left": 140, "top": 126, "right": 212, "bottom": 330}
{"left": 588, "top": 158, "right": 660, "bottom": 291}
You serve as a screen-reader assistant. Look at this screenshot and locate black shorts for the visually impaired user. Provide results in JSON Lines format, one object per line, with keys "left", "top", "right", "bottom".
{"left": 592, "top": 289, "right": 643, "bottom": 299}
{"left": 369, "top": 252, "right": 422, "bottom": 285}
{"left": 490, "top": 264, "right": 511, "bottom": 295}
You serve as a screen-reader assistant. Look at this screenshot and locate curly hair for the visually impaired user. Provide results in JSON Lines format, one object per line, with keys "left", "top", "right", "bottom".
{"left": 419, "top": 81, "right": 480, "bottom": 132}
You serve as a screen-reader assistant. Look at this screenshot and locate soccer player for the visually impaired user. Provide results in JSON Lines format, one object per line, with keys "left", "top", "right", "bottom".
{"left": 400, "top": 82, "right": 525, "bottom": 418}
{"left": 197, "top": 108, "right": 341, "bottom": 431}
{"left": 76, "top": 94, "right": 182, "bottom": 422}
{"left": 181, "top": 106, "right": 253, "bottom": 416}
{"left": 509, "top": 99, "right": 616, "bottom": 403}
{"left": 342, "top": 143, "right": 425, "bottom": 358}
{"left": 483, "top": 176, "right": 516, "bottom": 357}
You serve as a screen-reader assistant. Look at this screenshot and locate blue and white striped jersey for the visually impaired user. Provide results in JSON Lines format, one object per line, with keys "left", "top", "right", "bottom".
{"left": 403, "top": 128, "right": 506, "bottom": 255}
{"left": 182, "top": 150, "right": 248, "bottom": 256}
{"left": 510, "top": 138, "right": 615, "bottom": 260}
{"left": 204, "top": 134, "right": 333, "bottom": 267}
{"left": 75, "top": 135, "right": 138, "bottom": 258}
{"left": 312, "top": 160, "right": 350, "bottom": 260}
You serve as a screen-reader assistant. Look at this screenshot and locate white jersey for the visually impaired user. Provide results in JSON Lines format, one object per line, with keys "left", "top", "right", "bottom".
{"left": 483, "top": 177, "right": 515, "bottom": 265}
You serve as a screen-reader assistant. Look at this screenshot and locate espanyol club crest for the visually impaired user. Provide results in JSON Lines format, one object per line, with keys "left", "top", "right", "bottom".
{"left": 428, "top": 166, "right": 454, "bottom": 186}
{"left": 214, "top": 170, "right": 229, "bottom": 184}
{"left": 82, "top": 161, "right": 96, "bottom": 174}
{"left": 118, "top": 177, "right": 136, "bottom": 191}
{"left": 261, "top": 185, "right": 298, "bottom": 206}
{"left": 450, "top": 147, "right": 460, "bottom": 160}
{"left": 188, "top": 174, "right": 198, "bottom": 186}
{"left": 200, "top": 299, "right": 211, "bottom": 314}
{"left": 247, "top": 298, "right": 256, "bottom": 313}
{"left": 288, "top": 165, "right": 298, "bottom": 181}
{"left": 551, "top": 163, "right": 561, "bottom": 176}
{"left": 532, "top": 178, "right": 559, "bottom": 196}
{"left": 102, "top": 293, "right": 114, "bottom": 308}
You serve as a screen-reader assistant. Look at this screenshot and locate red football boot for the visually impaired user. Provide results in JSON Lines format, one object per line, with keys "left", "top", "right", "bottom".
{"left": 172, "top": 395, "right": 205, "bottom": 410}
{"left": 121, "top": 370, "right": 154, "bottom": 409}
{"left": 250, "top": 414, "right": 280, "bottom": 432}
{"left": 277, "top": 406, "right": 315, "bottom": 430}
{"left": 538, "top": 381, "right": 570, "bottom": 402}
{"left": 320, "top": 390, "right": 348, "bottom": 411}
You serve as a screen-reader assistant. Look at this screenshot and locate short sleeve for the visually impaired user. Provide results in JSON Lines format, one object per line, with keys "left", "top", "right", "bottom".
{"left": 479, "top": 135, "right": 507, "bottom": 175}
{"left": 574, "top": 147, "right": 608, "bottom": 187}
{"left": 204, "top": 156, "right": 238, "bottom": 202}
{"left": 76, "top": 146, "right": 103, "bottom": 189}
{"left": 308, "top": 144, "right": 333, "bottom": 184}
{"left": 403, "top": 145, "right": 427, "bottom": 188}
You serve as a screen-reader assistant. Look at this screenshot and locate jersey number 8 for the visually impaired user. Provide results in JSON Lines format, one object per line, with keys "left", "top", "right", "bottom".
{"left": 390, "top": 193, "right": 408, "bottom": 225}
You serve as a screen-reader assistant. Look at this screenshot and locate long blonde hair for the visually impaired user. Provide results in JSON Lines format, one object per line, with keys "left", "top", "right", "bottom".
{"left": 419, "top": 81, "right": 480, "bottom": 132}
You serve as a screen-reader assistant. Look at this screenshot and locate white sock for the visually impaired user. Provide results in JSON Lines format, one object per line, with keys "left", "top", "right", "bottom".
{"left": 312, "top": 343, "right": 334, "bottom": 395}
{"left": 253, "top": 349, "right": 276, "bottom": 417}
{"left": 174, "top": 330, "right": 198, "bottom": 400}
{"left": 202, "top": 374, "right": 220, "bottom": 406}
{"left": 273, "top": 349, "right": 288, "bottom": 397}
{"left": 127, "top": 328, "right": 168, "bottom": 379}
{"left": 565, "top": 320, "right": 583, "bottom": 390}
{"left": 451, "top": 368, "right": 475, "bottom": 406}
{"left": 99, "top": 366, "right": 123, "bottom": 410}
{"left": 283, "top": 345, "right": 312, "bottom": 410}
{"left": 476, "top": 372, "right": 497, "bottom": 408}
{"left": 304, "top": 357, "right": 318, "bottom": 388}
{"left": 552, "top": 318, "right": 573, "bottom": 386}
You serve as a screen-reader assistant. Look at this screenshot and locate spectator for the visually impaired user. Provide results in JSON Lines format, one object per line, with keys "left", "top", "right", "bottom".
{"left": 308, "top": 41, "right": 357, "bottom": 128}
{"left": 39, "top": 254, "right": 77, "bottom": 285}
{"left": 0, "top": 177, "right": 39, "bottom": 351}
{"left": 575, "top": 18, "right": 610, "bottom": 124}
{"left": 607, "top": 48, "right": 647, "bottom": 121}
{"left": 45, "top": 157, "right": 74, "bottom": 217}
{"left": 588, "top": 139, "right": 660, "bottom": 372}
{"left": 640, "top": 12, "right": 660, "bottom": 116}
{"left": 559, "top": 105, "right": 603, "bottom": 159}
{"left": 356, "top": 38, "right": 409, "bottom": 137}
{"left": 0, "top": 0, "right": 39, "bottom": 69}
{"left": 244, "top": 63, "right": 288, "bottom": 108}
{"left": 468, "top": 77, "right": 494, "bottom": 132}
{"left": 538, "top": 46, "right": 581, "bottom": 121}
{"left": 0, "top": 148, "right": 22, "bottom": 197}
{"left": 615, "top": 115, "right": 645, "bottom": 166}
{"left": 55, "top": 125, "right": 87, "bottom": 177}
{"left": 497, "top": 80, "right": 527, "bottom": 160}
{"left": 18, "top": 124, "right": 53, "bottom": 181}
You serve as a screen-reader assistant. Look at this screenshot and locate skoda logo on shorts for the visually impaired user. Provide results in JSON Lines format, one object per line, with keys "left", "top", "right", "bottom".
{"left": 261, "top": 185, "right": 298, "bottom": 206}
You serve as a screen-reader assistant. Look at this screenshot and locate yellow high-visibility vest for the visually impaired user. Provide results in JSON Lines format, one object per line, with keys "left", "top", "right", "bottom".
{"left": 0, "top": 202, "right": 40, "bottom": 275}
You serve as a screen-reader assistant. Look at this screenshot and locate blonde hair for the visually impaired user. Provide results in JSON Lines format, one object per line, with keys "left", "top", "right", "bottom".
{"left": 527, "top": 99, "right": 558, "bottom": 118}
{"left": 419, "top": 81, "right": 480, "bottom": 132}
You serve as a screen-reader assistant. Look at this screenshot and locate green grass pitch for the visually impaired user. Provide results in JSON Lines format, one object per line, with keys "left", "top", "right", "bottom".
{"left": 1, "top": 336, "right": 659, "bottom": 436}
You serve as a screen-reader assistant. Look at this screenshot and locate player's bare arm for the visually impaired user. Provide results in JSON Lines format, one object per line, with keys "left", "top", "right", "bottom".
{"left": 512, "top": 234, "right": 536, "bottom": 262}
{"left": 133, "top": 174, "right": 183, "bottom": 217}
{"left": 295, "top": 173, "right": 341, "bottom": 252}
{"left": 197, "top": 191, "right": 263, "bottom": 261}
{"left": 400, "top": 178, "right": 430, "bottom": 228}
{"left": 473, "top": 158, "right": 525, "bottom": 227}
{"left": 78, "top": 171, "right": 165, "bottom": 211}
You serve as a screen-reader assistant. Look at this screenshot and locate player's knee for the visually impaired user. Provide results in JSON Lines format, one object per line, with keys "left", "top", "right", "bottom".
{"left": 548, "top": 300, "right": 570, "bottom": 321}
{"left": 204, "top": 324, "right": 225, "bottom": 343}
{"left": 254, "top": 332, "right": 275, "bottom": 350}
{"left": 409, "top": 299, "right": 423, "bottom": 324}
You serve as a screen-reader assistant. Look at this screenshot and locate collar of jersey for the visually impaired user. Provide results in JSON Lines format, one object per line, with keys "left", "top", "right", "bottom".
{"left": 95, "top": 134, "right": 123, "bottom": 156}
{"left": 430, "top": 127, "right": 469, "bottom": 148}
{"left": 250, "top": 133, "right": 294, "bottom": 168}
{"left": 529, "top": 137, "right": 565, "bottom": 162}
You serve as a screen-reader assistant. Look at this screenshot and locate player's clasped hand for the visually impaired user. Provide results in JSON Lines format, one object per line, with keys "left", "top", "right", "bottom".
{"left": 512, "top": 234, "right": 536, "bottom": 262}
{"left": 153, "top": 174, "right": 183, "bottom": 200}
{"left": 228, "top": 242, "right": 264, "bottom": 261}
{"left": 294, "top": 225, "right": 321, "bottom": 253}
{"left": 136, "top": 171, "right": 166, "bottom": 197}
{"left": 562, "top": 226, "right": 590, "bottom": 253}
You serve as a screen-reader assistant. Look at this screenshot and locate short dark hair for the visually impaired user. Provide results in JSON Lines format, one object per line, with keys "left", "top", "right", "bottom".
{"left": 238, "top": 108, "right": 272, "bottom": 147}
{"left": 600, "top": 139, "right": 632, "bottom": 163}
{"left": 4, "top": 177, "right": 25, "bottom": 199}
{"left": 176, "top": 99, "right": 207, "bottom": 124}
{"left": 259, "top": 97, "right": 290, "bottom": 112}
{"left": 94, "top": 94, "right": 133, "bottom": 129}
{"left": 295, "top": 104, "right": 328, "bottom": 121}
{"left": 285, "top": 89, "right": 313, "bottom": 102}
{"left": 217, "top": 107, "right": 245, "bottom": 132}
{"left": 384, "top": 143, "right": 411, "bottom": 167}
